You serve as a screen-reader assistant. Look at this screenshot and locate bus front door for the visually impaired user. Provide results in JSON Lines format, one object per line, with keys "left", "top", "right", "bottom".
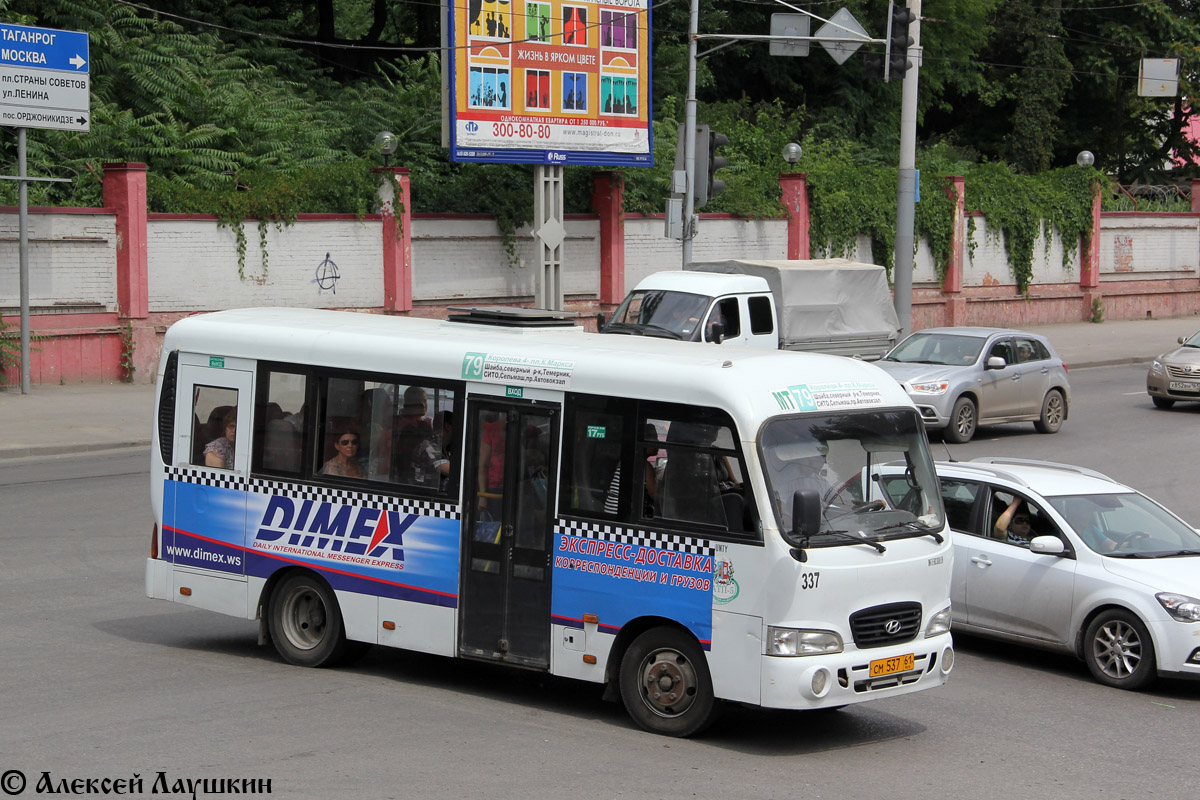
{"left": 459, "top": 399, "right": 559, "bottom": 668}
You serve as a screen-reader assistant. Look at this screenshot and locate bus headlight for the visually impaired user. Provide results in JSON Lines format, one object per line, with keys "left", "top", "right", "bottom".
{"left": 767, "top": 626, "right": 843, "bottom": 656}
{"left": 925, "top": 606, "right": 952, "bottom": 637}
{"left": 1157, "top": 592, "right": 1200, "bottom": 622}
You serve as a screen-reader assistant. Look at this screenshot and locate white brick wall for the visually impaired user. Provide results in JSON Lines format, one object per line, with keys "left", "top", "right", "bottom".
{"left": 1099, "top": 215, "right": 1200, "bottom": 277}
{"left": 147, "top": 217, "right": 383, "bottom": 312}
{"left": 961, "top": 216, "right": 1080, "bottom": 287}
{"left": 0, "top": 212, "right": 117, "bottom": 310}
{"left": 411, "top": 217, "right": 600, "bottom": 300}
{"left": 624, "top": 216, "right": 788, "bottom": 287}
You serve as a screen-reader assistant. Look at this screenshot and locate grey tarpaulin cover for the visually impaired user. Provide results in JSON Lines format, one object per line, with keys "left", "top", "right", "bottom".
{"left": 687, "top": 258, "right": 901, "bottom": 359}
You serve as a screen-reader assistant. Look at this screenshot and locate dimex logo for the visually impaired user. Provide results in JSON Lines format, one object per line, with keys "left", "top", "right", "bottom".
{"left": 465, "top": 121, "right": 479, "bottom": 133}
{"left": 253, "top": 496, "right": 413, "bottom": 569}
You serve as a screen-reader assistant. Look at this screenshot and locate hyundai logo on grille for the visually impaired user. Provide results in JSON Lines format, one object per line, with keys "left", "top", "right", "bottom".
{"left": 884, "top": 619, "right": 902, "bottom": 635}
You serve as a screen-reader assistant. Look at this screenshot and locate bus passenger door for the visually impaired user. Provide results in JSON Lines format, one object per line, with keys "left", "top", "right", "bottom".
{"left": 459, "top": 398, "right": 559, "bottom": 668}
{"left": 168, "top": 360, "right": 254, "bottom": 577}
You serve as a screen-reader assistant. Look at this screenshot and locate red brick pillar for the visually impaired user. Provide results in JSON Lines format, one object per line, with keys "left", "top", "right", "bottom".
{"left": 103, "top": 162, "right": 148, "bottom": 319}
{"left": 779, "top": 173, "right": 810, "bottom": 260}
{"left": 375, "top": 167, "right": 412, "bottom": 312}
{"left": 942, "top": 177, "right": 965, "bottom": 293}
{"left": 1192, "top": 179, "right": 1200, "bottom": 214}
{"left": 591, "top": 171, "right": 625, "bottom": 304}
{"left": 1080, "top": 181, "right": 1102, "bottom": 290}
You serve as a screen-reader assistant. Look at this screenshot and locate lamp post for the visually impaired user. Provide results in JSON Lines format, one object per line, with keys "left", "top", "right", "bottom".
{"left": 781, "top": 142, "right": 802, "bottom": 165}
{"left": 1076, "top": 150, "right": 1095, "bottom": 167}
{"left": 375, "top": 131, "right": 398, "bottom": 167}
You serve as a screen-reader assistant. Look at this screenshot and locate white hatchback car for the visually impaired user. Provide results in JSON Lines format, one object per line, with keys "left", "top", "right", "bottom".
{"left": 877, "top": 457, "right": 1200, "bottom": 689}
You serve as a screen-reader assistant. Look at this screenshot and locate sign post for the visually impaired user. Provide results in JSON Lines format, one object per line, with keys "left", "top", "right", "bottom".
{"left": 0, "top": 22, "right": 88, "bottom": 393}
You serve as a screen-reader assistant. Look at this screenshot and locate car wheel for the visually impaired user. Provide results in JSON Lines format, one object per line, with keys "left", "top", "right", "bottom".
{"left": 943, "top": 397, "right": 976, "bottom": 443}
{"left": 619, "top": 626, "right": 720, "bottom": 737}
{"left": 268, "top": 572, "right": 357, "bottom": 667}
{"left": 1083, "top": 609, "right": 1157, "bottom": 690}
{"left": 1034, "top": 389, "right": 1065, "bottom": 433}
{"left": 1152, "top": 396, "right": 1175, "bottom": 409}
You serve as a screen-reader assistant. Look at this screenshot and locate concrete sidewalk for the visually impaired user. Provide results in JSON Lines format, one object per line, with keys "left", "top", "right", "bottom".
{"left": 3, "top": 313, "right": 1199, "bottom": 461}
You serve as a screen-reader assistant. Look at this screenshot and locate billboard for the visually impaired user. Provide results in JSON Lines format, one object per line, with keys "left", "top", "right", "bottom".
{"left": 447, "top": 0, "right": 653, "bottom": 166}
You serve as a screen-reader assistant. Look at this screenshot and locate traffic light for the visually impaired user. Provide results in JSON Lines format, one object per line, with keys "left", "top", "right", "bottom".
{"left": 694, "top": 124, "right": 729, "bottom": 208}
{"left": 862, "top": 52, "right": 885, "bottom": 80}
{"left": 886, "top": 2, "right": 915, "bottom": 80}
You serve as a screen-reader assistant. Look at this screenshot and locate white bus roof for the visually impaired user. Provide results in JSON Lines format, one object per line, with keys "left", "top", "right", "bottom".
{"left": 163, "top": 308, "right": 914, "bottom": 431}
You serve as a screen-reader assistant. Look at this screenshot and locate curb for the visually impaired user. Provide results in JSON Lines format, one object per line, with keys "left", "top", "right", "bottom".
{"left": 1066, "top": 356, "right": 1153, "bottom": 370}
{"left": 0, "top": 440, "right": 151, "bottom": 461}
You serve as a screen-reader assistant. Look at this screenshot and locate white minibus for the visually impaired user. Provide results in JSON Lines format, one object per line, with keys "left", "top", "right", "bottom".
{"left": 147, "top": 307, "right": 953, "bottom": 736}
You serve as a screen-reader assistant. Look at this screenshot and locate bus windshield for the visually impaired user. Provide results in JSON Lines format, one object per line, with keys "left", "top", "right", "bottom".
{"left": 605, "top": 289, "right": 710, "bottom": 341}
{"left": 759, "top": 409, "right": 944, "bottom": 546}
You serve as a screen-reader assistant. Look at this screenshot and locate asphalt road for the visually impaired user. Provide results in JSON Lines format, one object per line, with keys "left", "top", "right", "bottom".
{"left": 0, "top": 365, "right": 1195, "bottom": 800}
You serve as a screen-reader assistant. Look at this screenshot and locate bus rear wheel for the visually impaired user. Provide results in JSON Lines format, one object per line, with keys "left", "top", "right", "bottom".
{"left": 268, "top": 572, "right": 353, "bottom": 667}
{"left": 619, "top": 627, "right": 719, "bottom": 737}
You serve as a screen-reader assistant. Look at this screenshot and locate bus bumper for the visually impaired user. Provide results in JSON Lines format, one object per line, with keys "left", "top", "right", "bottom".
{"left": 146, "top": 557, "right": 171, "bottom": 599}
{"left": 759, "top": 633, "right": 954, "bottom": 709}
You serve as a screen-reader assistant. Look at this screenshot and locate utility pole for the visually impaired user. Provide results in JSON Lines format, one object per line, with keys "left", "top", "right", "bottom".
{"left": 680, "top": 0, "right": 699, "bottom": 268}
{"left": 892, "top": 0, "right": 921, "bottom": 338}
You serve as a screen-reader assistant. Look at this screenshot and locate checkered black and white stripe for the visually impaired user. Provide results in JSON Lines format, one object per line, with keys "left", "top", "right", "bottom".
{"left": 555, "top": 517, "right": 714, "bottom": 557}
{"left": 166, "top": 467, "right": 460, "bottom": 520}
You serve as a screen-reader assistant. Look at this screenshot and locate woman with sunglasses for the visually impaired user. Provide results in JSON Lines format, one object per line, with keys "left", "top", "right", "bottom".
{"left": 321, "top": 428, "right": 365, "bottom": 478}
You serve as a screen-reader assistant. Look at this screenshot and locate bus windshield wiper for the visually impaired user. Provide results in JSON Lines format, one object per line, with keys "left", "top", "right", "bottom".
{"left": 810, "top": 529, "right": 887, "bottom": 553}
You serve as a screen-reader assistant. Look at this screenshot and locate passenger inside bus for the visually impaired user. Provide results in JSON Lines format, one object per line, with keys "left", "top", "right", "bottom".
{"left": 203, "top": 409, "right": 237, "bottom": 469}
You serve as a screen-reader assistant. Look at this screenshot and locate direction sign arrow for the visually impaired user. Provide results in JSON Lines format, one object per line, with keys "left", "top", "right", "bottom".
{"left": 69, "top": 54, "right": 86, "bottom": 70}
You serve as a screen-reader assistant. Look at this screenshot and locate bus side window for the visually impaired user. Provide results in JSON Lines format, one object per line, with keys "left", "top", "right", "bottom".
{"left": 255, "top": 368, "right": 308, "bottom": 476}
{"left": 192, "top": 386, "right": 238, "bottom": 469}
{"left": 655, "top": 410, "right": 754, "bottom": 535}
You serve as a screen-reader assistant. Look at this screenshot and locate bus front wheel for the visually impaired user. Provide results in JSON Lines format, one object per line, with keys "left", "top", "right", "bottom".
{"left": 619, "top": 627, "right": 719, "bottom": 737}
{"left": 268, "top": 572, "right": 352, "bottom": 667}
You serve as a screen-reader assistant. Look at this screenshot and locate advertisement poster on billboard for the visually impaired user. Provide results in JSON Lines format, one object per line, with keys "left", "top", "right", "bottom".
{"left": 447, "top": 0, "right": 652, "bottom": 167}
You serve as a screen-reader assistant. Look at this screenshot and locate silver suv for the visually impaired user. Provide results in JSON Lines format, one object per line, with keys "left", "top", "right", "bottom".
{"left": 874, "top": 327, "right": 1071, "bottom": 443}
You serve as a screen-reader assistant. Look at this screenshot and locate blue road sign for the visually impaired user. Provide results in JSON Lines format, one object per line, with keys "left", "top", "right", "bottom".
{"left": 0, "top": 23, "right": 90, "bottom": 131}
{"left": 0, "top": 23, "right": 89, "bottom": 73}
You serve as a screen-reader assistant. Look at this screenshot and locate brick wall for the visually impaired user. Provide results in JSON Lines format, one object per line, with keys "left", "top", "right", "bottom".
{"left": 0, "top": 210, "right": 117, "bottom": 312}
{"left": 147, "top": 215, "right": 384, "bottom": 312}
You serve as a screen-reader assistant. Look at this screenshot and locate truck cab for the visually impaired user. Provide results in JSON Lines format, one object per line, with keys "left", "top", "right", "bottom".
{"left": 603, "top": 270, "right": 779, "bottom": 348}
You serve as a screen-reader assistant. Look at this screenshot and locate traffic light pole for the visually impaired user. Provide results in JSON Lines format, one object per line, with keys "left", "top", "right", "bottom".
{"left": 892, "top": 0, "right": 920, "bottom": 339}
{"left": 681, "top": 0, "right": 699, "bottom": 269}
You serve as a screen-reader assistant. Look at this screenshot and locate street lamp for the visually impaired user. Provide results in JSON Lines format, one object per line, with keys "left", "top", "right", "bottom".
{"left": 375, "top": 131, "right": 398, "bottom": 167}
{"left": 781, "top": 142, "right": 803, "bottom": 165}
{"left": 1076, "top": 150, "right": 1095, "bottom": 167}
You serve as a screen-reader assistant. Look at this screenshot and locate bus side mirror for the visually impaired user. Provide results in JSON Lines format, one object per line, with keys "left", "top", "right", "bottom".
{"left": 783, "top": 489, "right": 821, "bottom": 547}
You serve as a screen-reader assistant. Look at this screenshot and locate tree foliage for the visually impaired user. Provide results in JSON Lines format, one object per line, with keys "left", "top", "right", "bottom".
{"left": 0, "top": 0, "right": 1191, "bottom": 282}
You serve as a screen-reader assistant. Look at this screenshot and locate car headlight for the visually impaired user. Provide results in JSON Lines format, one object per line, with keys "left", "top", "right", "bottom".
{"left": 909, "top": 381, "right": 950, "bottom": 395}
{"left": 767, "top": 626, "right": 844, "bottom": 656}
{"left": 925, "top": 605, "right": 952, "bottom": 637}
{"left": 1150, "top": 360, "right": 1164, "bottom": 373}
{"left": 1156, "top": 592, "right": 1200, "bottom": 622}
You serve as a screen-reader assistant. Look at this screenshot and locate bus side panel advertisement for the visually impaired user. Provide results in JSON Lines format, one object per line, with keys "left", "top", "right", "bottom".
{"left": 551, "top": 529, "right": 714, "bottom": 648}
{"left": 447, "top": 0, "right": 653, "bottom": 166}
{"left": 165, "top": 476, "right": 461, "bottom": 608}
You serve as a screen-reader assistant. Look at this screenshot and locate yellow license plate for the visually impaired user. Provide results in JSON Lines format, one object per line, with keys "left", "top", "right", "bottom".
{"left": 869, "top": 653, "right": 915, "bottom": 677}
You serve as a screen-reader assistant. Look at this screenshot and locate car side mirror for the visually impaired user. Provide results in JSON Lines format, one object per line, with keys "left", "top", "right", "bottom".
{"left": 1030, "top": 535, "right": 1066, "bottom": 555}
{"left": 709, "top": 321, "right": 725, "bottom": 344}
{"left": 1179, "top": 336, "right": 1187, "bottom": 345}
{"left": 596, "top": 312, "right": 607, "bottom": 331}
{"left": 985, "top": 356, "right": 1007, "bottom": 370}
